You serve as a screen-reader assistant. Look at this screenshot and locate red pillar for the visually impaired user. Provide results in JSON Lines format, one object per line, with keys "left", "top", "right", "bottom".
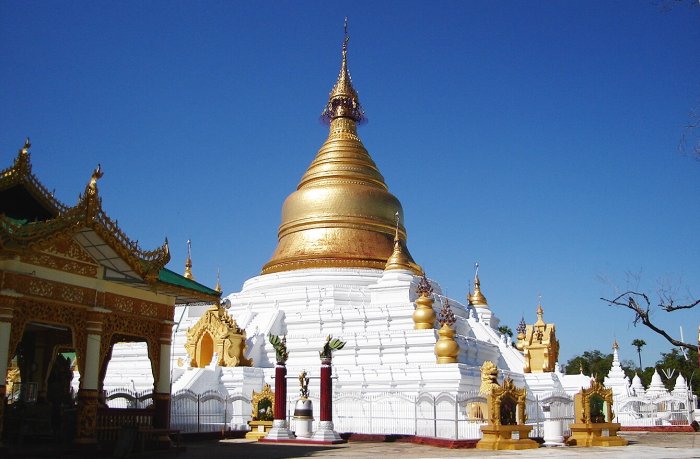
{"left": 319, "top": 357, "right": 332, "bottom": 422}
{"left": 274, "top": 364, "right": 287, "bottom": 421}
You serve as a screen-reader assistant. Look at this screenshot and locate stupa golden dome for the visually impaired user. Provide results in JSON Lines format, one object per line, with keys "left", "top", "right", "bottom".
{"left": 262, "top": 28, "right": 419, "bottom": 275}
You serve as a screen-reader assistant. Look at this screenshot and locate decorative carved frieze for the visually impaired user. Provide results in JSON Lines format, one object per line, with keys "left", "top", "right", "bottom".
{"left": 104, "top": 292, "right": 167, "bottom": 319}
{"left": 21, "top": 251, "right": 98, "bottom": 278}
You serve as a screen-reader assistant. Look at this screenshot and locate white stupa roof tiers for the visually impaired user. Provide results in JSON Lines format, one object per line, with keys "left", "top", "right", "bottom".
{"left": 646, "top": 369, "right": 669, "bottom": 399}
{"left": 672, "top": 373, "right": 688, "bottom": 397}
{"left": 631, "top": 373, "right": 645, "bottom": 397}
{"left": 604, "top": 341, "right": 632, "bottom": 397}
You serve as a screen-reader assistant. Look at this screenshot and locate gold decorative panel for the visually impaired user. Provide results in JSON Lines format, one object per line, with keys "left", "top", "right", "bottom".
{"left": 185, "top": 305, "right": 251, "bottom": 368}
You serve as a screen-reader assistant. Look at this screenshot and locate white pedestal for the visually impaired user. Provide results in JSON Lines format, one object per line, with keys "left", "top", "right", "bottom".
{"left": 311, "top": 420, "right": 342, "bottom": 442}
{"left": 293, "top": 417, "right": 314, "bottom": 438}
{"left": 542, "top": 419, "right": 565, "bottom": 447}
{"left": 265, "top": 419, "right": 296, "bottom": 440}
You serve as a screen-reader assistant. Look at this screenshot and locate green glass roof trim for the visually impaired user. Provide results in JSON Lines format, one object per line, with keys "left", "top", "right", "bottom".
{"left": 158, "top": 268, "right": 221, "bottom": 297}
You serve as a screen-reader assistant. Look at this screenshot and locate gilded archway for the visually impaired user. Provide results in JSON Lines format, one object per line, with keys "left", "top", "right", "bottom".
{"left": 197, "top": 331, "right": 214, "bottom": 367}
{"left": 185, "top": 305, "right": 252, "bottom": 368}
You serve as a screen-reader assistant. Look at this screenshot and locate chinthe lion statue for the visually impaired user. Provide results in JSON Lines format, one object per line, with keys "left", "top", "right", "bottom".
{"left": 479, "top": 360, "right": 499, "bottom": 395}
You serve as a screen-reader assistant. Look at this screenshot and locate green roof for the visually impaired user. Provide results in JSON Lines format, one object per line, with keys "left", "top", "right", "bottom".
{"left": 157, "top": 268, "right": 221, "bottom": 298}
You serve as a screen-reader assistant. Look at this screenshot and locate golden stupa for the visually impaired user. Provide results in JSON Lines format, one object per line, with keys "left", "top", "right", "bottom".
{"left": 262, "top": 27, "right": 418, "bottom": 275}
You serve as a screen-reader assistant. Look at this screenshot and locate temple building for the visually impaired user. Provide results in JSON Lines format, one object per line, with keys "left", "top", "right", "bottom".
{"left": 0, "top": 140, "right": 220, "bottom": 445}
{"left": 101, "top": 29, "right": 601, "bottom": 430}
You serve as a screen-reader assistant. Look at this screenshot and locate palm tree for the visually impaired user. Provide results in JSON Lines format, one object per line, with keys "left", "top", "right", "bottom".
{"left": 632, "top": 339, "right": 646, "bottom": 369}
{"left": 498, "top": 325, "right": 513, "bottom": 338}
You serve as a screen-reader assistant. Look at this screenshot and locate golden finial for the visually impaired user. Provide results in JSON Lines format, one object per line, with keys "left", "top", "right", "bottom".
{"left": 394, "top": 211, "right": 400, "bottom": 242}
{"left": 535, "top": 299, "right": 545, "bottom": 326}
{"left": 343, "top": 16, "right": 349, "bottom": 56}
{"left": 215, "top": 268, "right": 222, "bottom": 293}
{"left": 88, "top": 164, "right": 103, "bottom": 190}
{"left": 184, "top": 239, "right": 195, "bottom": 280}
{"left": 384, "top": 212, "right": 413, "bottom": 271}
{"left": 467, "top": 262, "right": 488, "bottom": 307}
{"left": 613, "top": 338, "right": 619, "bottom": 351}
{"left": 321, "top": 17, "right": 366, "bottom": 124}
{"left": 20, "top": 137, "right": 31, "bottom": 155}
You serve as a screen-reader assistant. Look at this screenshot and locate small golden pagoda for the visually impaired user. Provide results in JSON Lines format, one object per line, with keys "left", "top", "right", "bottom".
{"left": 515, "top": 303, "right": 559, "bottom": 373}
{"left": 567, "top": 379, "right": 627, "bottom": 447}
{"left": 476, "top": 361, "right": 539, "bottom": 450}
{"left": 467, "top": 263, "right": 488, "bottom": 308}
{"left": 262, "top": 25, "right": 420, "bottom": 275}
{"left": 385, "top": 212, "right": 419, "bottom": 273}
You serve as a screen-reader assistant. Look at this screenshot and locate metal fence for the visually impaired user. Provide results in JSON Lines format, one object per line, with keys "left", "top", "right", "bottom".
{"left": 105, "top": 387, "right": 577, "bottom": 439}
{"left": 614, "top": 394, "right": 695, "bottom": 426}
{"left": 105, "top": 388, "right": 153, "bottom": 409}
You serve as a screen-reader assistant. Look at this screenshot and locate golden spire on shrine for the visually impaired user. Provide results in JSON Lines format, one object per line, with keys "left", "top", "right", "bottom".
{"left": 262, "top": 19, "right": 417, "bottom": 274}
{"left": 535, "top": 301, "right": 545, "bottom": 326}
{"left": 214, "top": 268, "right": 222, "bottom": 293}
{"left": 467, "top": 262, "right": 488, "bottom": 308}
{"left": 184, "top": 239, "right": 195, "bottom": 280}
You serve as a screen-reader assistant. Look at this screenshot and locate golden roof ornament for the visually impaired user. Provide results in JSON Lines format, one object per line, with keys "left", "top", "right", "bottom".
{"left": 438, "top": 298, "right": 456, "bottom": 327}
{"left": 467, "top": 262, "right": 488, "bottom": 307}
{"left": 262, "top": 19, "right": 417, "bottom": 275}
{"left": 385, "top": 212, "right": 415, "bottom": 272}
{"left": 535, "top": 301, "right": 545, "bottom": 327}
{"left": 20, "top": 137, "right": 31, "bottom": 156}
{"left": 413, "top": 273, "right": 436, "bottom": 329}
{"left": 184, "top": 239, "right": 195, "bottom": 280}
{"left": 435, "top": 298, "right": 459, "bottom": 363}
{"left": 214, "top": 268, "right": 222, "bottom": 293}
{"left": 321, "top": 18, "right": 366, "bottom": 125}
{"left": 612, "top": 338, "right": 619, "bottom": 351}
{"left": 88, "top": 164, "right": 103, "bottom": 193}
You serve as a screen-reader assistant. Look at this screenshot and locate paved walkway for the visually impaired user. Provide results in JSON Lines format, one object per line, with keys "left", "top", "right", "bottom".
{"left": 149, "top": 432, "right": 698, "bottom": 459}
{"left": 4, "top": 431, "right": 698, "bottom": 458}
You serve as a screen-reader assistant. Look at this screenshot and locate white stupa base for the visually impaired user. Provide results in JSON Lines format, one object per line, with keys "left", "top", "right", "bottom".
{"left": 264, "top": 420, "right": 296, "bottom": 440}
{"left": 311, "top": 421, "right": 343, "bottom": 442}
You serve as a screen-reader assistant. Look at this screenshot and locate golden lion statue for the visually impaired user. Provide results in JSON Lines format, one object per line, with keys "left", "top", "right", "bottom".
{"left": 479, "top": 360, "right": 499, "bottom": 395}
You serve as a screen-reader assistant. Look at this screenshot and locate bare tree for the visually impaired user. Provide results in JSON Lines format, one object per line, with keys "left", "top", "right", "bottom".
{"left": 601, "top": 291, "right": 699, "bottom": 356}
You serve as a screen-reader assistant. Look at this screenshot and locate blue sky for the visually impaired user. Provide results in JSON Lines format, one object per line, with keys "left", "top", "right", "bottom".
{"left": 1, "top": 1, "right": 699, "bottom": 366}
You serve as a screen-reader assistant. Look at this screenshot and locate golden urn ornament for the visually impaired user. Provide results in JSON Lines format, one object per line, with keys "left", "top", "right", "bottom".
{"left": 434, "top": 298, "right": 459, "bottom": 363}
{"left": 413, "top": 274, "right": 436, "bottom": 329}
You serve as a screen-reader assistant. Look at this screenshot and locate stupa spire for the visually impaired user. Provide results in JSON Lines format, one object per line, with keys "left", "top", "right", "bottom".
{"left": 467, "top": 262, "right": 488, "bottom": 307}
{"left": 262, "top": 19, "right": 418, "bottom": 275}
{"left": 321, "top": 18, "right": 366, "bottom": 125}
{"left": 214, "top": 268, "right": 222, "bottom": 293}
{"left": 385, "top": 212, "right": 414, "bottom": 272}
{"left": 184, "top": 239, "right": 195, "bottom": 280}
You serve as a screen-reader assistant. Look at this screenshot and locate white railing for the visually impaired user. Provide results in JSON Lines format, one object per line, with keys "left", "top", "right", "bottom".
{"left": 614, "top": 394, "right": 694, "bottom": 427}
{"left": 103, "top": 387, "right": 578, "bottom": 440}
